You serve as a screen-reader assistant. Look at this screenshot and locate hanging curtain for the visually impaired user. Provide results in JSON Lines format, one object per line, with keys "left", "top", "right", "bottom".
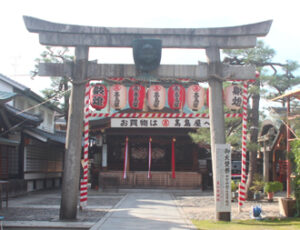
{"left": 148, "top": 137, "right": 152, "bottom": 179}
{"left": 172, "top": 137, "right": 176, "bottom": 179}
{"left": 123, "top": 137, "right": 129, "bottom": 179}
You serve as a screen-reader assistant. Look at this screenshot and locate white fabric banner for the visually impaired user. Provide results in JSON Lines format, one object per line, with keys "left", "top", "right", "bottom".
{"left": 111, "top": 118, "right": 210, "bottom": 128}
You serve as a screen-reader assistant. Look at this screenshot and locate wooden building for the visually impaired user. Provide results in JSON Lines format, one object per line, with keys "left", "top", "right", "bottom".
{"left": 89, "top": 110, "right": 212, "bottom": 189}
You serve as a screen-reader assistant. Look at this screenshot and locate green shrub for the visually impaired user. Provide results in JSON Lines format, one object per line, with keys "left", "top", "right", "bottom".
{"left": 264, "top": 181, "right": 283, "bottom": 193}
{"left": 231, "top": 180, "right": 238, "bottom": 192}
{"left": 250, "top": 174, "right": 265, "bottom": 193}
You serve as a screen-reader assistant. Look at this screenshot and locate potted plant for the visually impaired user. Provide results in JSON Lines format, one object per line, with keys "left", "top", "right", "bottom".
{"left": 231, "top": 180, "right": 238, "bottom": 201}
{"left": 250, "top": 174, "right": 264, "bottom": 200}
{"left": 264, "top": 181, "right": 283, "bottom": 202}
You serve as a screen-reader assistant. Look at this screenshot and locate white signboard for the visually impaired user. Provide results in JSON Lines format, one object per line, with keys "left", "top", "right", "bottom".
{"left": 215, "top": 144, "right": 231, "bottom": 212}
{"left": 111, "top": 118, "right": 210, "bottom": 128}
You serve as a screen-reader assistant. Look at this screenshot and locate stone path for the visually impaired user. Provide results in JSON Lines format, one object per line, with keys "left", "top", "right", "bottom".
{"left": 0, "top": 189, "right": 284, "bottom": 229}
{"left": 91, "top": 193, "right": 196, "bottom": 230}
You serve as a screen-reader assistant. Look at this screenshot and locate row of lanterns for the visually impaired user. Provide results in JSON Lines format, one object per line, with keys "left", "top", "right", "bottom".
{"left": 89, "top": 83, "right": 243, "bottom": 111}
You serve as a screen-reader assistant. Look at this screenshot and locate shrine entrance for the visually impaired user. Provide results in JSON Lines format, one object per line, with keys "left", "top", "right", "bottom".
{"left": 24, "top": 16, "right": 272, "bottom": 221}
{"left": 90, "top": 125, "right": 211, "bottom": 189}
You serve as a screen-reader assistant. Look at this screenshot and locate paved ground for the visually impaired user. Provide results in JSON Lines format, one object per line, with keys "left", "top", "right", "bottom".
{"left": 0, "top": 189, "right": 284, "bottom": 229}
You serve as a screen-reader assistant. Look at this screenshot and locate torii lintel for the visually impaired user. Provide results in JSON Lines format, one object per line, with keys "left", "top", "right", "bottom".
{"left": 23, "top": 16, "right": 272, "bottom": 49}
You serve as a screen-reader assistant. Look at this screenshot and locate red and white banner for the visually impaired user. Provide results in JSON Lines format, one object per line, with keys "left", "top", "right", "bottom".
{"left": 123, "top": 137, "right": 129, "bottom": 179}
{"left": 172, "top": 137, "right": 176, "bottom": 179}
{"left": 148, "top": 137, "right": 152, "bottom": 179}
{"left": 88, "top": 112, "right": 242, "bottom": 119}
{"left": 111, "top": 118, "right": 210, "bottom": 128}
{"left": 238, "top": 82, "right": 249, "bottom": 211}
{"left": 80, "top": 82, "right": 91, "bottom": 209}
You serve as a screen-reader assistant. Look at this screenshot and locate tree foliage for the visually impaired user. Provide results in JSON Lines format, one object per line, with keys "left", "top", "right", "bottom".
{"left": 32, "top": 46, "right": 74, "bottom": 121}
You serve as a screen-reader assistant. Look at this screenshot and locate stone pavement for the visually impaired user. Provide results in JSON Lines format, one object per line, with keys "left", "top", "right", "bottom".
{"left": 91, "top": 192, "right": 196, "bottom": 230}
{"left": 0, "top": 189, "right": 196, "bottom": 229}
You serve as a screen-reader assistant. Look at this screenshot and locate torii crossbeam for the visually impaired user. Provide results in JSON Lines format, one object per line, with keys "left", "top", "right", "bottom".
{"left": 23, "top": 16, "right": 272, "bottom": 221}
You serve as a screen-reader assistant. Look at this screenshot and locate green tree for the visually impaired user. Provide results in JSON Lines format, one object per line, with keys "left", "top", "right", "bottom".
{"left": 223, "top": 40, "right": 299, "bottom": 197}
{"left": 32, "top": 46, "right": 74, "bottom": 122}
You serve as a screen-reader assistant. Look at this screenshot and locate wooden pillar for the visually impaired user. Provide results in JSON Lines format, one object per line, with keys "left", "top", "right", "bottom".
{"left": 263, "top": 141, "right": 269, "bottom": 182}
{"left": 60, "top": 46, "right": 89, "bottom": 220}
{"left": 206, "top": 47, "right": 230, "bottom": 221}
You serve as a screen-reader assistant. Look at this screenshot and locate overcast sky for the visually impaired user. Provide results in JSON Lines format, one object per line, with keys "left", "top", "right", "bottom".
{"left": 1, "top": 0, "right": 300, "bottom": 94}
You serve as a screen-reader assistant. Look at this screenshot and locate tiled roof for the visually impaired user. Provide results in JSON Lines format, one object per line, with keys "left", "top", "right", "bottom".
{"left": 25, "top": 128, "right": 66, "bottom": 145}
{"left": 3, "top": 103, "right": 43, "bottom": 124}
{"left": 0, "top": 91, "right": 17, "bottom": 103}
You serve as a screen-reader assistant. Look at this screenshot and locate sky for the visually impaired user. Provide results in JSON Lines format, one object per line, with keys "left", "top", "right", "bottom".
{"left": 1, "top": 0, "right": 300, "bottom": 97}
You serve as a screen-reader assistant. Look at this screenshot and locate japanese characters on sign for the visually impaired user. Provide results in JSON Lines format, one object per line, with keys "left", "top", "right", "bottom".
{"left": 186, "top": 85, "right": 205, "bottom": 111}
{"left": 111, "top": 118, "right": 210, "bottom": 128}
{"left": 215, "top": 144, "right": 231, "bottom": 212}
{"left": 168, "top": 84, "right": 185, "bottom": 110}
{"left": 89, "top": 83, "right": 243, "bottom": 111}
{"left": 109, "top": 84, "right": 127, "bottom": 110}
{"left": 89, "top": 84, "right": 108, "bottom": 110}
{"left": 128, "top": 84, "right": 146, "bottom": 110}
{"left": 148, "top": 85, "right": 166, "bottom": 110}
{"left": 224, "top": 85, "right": 243, "bottom": 110}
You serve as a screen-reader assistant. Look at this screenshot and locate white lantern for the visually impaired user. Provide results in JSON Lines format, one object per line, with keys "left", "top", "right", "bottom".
{"left": 186, "top": 85, "right": 205, "bottom": 111}
{"left": 109, "top": 84, "right": 127, "bottom": 110}
{"left": 224, "top": 85, "right": 243, "bottom": 110}
{"left": 147, "top": 85, "right": 166, "bottom": 110}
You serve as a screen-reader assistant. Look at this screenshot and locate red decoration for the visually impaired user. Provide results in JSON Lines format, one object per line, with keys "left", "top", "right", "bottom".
{"left": 186, "top": 85, "right": 205, "bottom": 111}
{"left": 109, "top": 84, "right": 127, "bottom": 110}
{"left": 172, "top": 137, "right": 176, "bottom": 179}
{"left": 206, "top": 88, "right": 209, "bottom": 107}
{"left": 128, "top": 84, "right": 146, "bottom": 110}
{"left": 89, "top": 84, "right": 108, "bottom": 110}
{"left": 148, "top": 137, "right": 152, "bottom": 179}
{"left": 148, "top": 85, "right": 166, "bottom": 110}
{"left": 123, "top": 137, "right": 129, "bottom": 179}
{"left": 168, "top": 84, "right": 185, "bottom": 110}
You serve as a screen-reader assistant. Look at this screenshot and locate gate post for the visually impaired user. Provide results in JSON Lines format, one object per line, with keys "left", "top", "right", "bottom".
{"left": 206, "top": 47, "right": 231, "bottom": 221}
{"left": 60, "top": 46, "right": 89, "bottom": 220}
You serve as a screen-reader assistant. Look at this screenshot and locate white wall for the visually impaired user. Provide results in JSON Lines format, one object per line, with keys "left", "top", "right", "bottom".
{"left": 14, "top": 96, "right": 55, "bottom": 133}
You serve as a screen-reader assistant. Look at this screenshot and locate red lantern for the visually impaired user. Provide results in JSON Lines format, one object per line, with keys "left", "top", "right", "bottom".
{"left": 148, "top": 85, "right": 166, "bottom": 110}
{"left": 109, "top": 84, "right": 127, "bottom": 110}
{"left": 224, "top": 85, "right": 243, "bottom": 110}
{"left": 168, "top": 84, "right": 185, "bottom": 110}
{"left": 89, "top": 84, "right": 108, "bottom": 110}
{"left": 128, "top": 84, "right": 145, "bottom": 110}
{"left": 186, "top": 85, "right": 205, "bottom": 111}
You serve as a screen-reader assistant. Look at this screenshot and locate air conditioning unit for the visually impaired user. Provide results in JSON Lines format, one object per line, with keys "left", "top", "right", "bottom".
{"left": 95, "top": 135, "right": 103, "bottom": 146}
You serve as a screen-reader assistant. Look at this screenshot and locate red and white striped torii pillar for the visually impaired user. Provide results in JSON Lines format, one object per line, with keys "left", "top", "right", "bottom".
{"left": 238, "top": 81, "right": 249, "bottom": 212}
{"left": 80, "top": 82, "right": 91, "bottom": 209}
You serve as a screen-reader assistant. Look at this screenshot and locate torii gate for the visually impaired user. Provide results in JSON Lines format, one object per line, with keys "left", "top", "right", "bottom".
{"left": 23, "top": 16, "right": 272, "bottom": 221}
